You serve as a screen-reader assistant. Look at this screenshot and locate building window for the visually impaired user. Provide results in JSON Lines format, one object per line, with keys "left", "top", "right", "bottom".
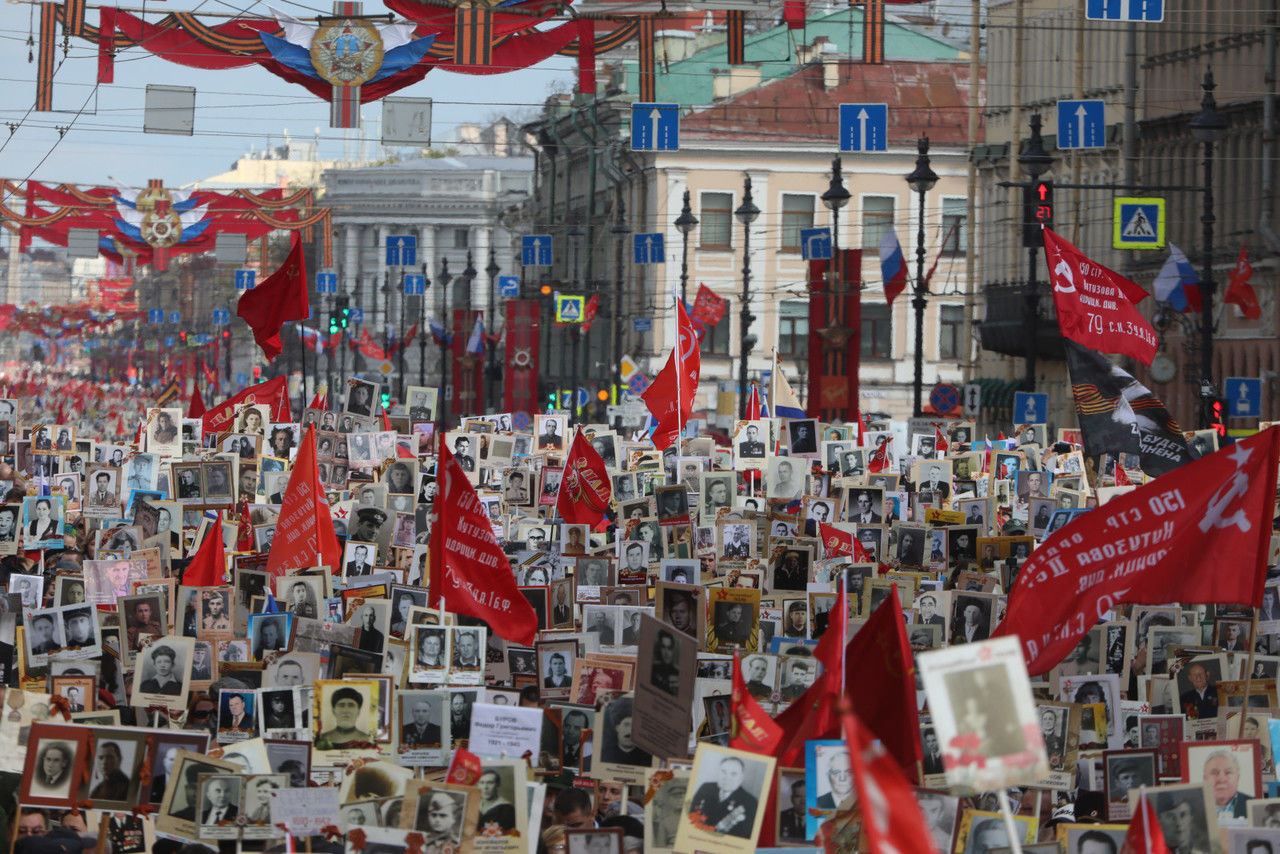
{"left": 454, "top": 228, "right": 469, "bottom": 249}
{"left": 861, "top": 196, "right": 895, "bottom": 251}
{"left": 779, "top": 301, "right": 808, "bottom": 359}
{"left": 941, "top": 198, "right": 966, "bottom": 256}
{"left": 701, "top": 297, "right": 732, "bottom": 355}
{"left": 780, "top": 194, "right": 815, "bottom": 253}
{"left": 938, "top": 304, "right": 964, "bottom": 360}
{"left": 700, "top": 192, "right": 733, "bottom": 250}
{"left": 861, "top": 304, "right": 891, "bottom": 359}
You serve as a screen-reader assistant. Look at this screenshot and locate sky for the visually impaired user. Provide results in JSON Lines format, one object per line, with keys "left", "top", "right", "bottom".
{"left": 0, "top": 1, "right": 577, "bottom": 189}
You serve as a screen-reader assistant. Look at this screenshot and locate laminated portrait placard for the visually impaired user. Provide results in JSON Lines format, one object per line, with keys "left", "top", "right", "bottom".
{"left": 1127, "top": 782, "right": 1221, "bottom": 854}
{"left": 590, "top": 693, "right": 656, "bottom": 785}
{"left": 154, "top": 749, "right": 241, "bottom": 840}
{"left": 673, "top": 743, "right": 775, "bottom": 854}
{"left": 643, "top": 768, "right": 689, "bottom": 854}
{"left": 631, "top": 614, "right": 697, "bottom": 760}
{"left": 472, "top": 757, "right": 529, "bottom": 853}
{"left": 399, "top": 778, "right": 480, "bottom": 851}
{"left": 468, "top": 702, "right": 545, "bottom": 764}
{"left": 312, "top": 678, "right": 382, "bottom": 765}
{"left": 918, "top": 635, "right": 1050, "bottom": 793}
{"left": 20, "top": 721, "right": 92, "bottom": 808}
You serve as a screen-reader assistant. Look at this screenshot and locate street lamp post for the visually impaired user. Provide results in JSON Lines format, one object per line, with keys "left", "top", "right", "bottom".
{"left": 611, "top": 199, "right": 631, "bottom": 411}
{"left": 905, "top": 137, "right": 938, "bottom": 417}
{"left": 734, "top": 176, "right": 760, "bottom": 417}
{"left": 1017, "top": 113, "right": 1054, "bottom": 394}
{"left": 417, "top": 262, "right": 430, "bottom": 387}
{"left": 568, "top": 224, "right": 585, "bottom": 418}
{"left": 460, "top": 252, "right": 477, "bottom": 416}
{"left": 437, "top": 257, "right": 452, "bottom": 427}
{"left": 819, "top": 156, "right": 851, "bottom": 421}
{"left": 675, "top": 189, "right": 698, "bottom": 306}
{"left": 485, "top": 247, "right": 500, "bottom": 413}
{"left": 1189, "top": 68, "right": 1227, "bottom": 427}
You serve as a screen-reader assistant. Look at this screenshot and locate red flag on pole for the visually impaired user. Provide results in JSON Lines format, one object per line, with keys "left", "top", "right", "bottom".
{"left": 728, "top": 650, "right": 783, "bottom": 754}
{"left": 1043, "top": 228, "right": 1157, "bottom": 365}
{"left": 934, "top": 424, "right": 949, "bottom": 454}
{"left": 994, "top": 426, "right": 1280, "bottom": 676}
{"left": 581, "top": 293, "right": 600, "bottom": 334}
{"left": 641, "top": 300, "right": 701, "bottom": 450}
{"left": 236, "top": 233, "right": 310, "bottom": 362}
{"left": 186, "top": 385, "right": 206, "bottom": 419}
{"left": 1114, "top": 463, "right": 1132, "bottom": 486}
{"left": 819, "top": 523, "right": 855, "bottom": 558}
{"left": 183, "top": 512, "right": 226, "bottom": 587}
{"left": 265, "top": 425, "right": 343, "bottom": 578}
{"left": 557, "top": 428, "right": 612, "bottom": 529}
{"left": 868, "top": 436, "right": 892, "bottom": 473}
{"left": 838, "top": 697, "right": 940, "bottom": 854}
{"left": 1224, "top": 243, "right": 1261, "bottom": 319}
{"left": 201, "top": 376, "right": 290, "bottom": 437}
{"left": 1124, "top": 789, "right": 1172, "bottom": 854}
{"left": 430, "top": 438, "right": 539, "bottom": 646}
{"left": 691, "top": 283, "right": 728, "bottom": 326}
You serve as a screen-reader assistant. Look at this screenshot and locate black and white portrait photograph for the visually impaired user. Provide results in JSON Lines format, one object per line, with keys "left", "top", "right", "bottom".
{"left": 1103, "top": 748, "right": 1157, "bottom": 821}
{"left": 248, "top": 612, "right": 291, "bottom": 661}
{"left": 85, "top": 734, "right": 141, "bottom": 806}
{"left": 197, "top": 773, "right": 244, "bottom": 838}
{"left": 675, "top": 744, "right": 774, "bottom": 852}
{"left": 1141, "top": 783, "right": 1219, "bottom": 854}
{"left": 29, "top": 738, "right": 78, "bottom": 800}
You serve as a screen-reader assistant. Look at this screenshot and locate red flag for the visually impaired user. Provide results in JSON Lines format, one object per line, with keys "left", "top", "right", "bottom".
{"left": 783, "top": 0, "right": 806, "bottom": 28}
{"left": 691, "top": 284, "right": 727, "bottom": 326}
{"left": 1043, "top": 228, "right": 1157, "bottom": 366}
{"left": 581, "top": 293, "right": 600, "bottom": 334}
{"left": 446, "top": 747, "right": 484, "bottom": 786}
{"left": 265, "top": 425, "right": 343, "bottom": 578}
{"left": 728, "top": 650, "right": 783, "bottom": 754}
{"left": 236, "top": 233, "right": 310, "bottom": 362}
{"left": 1225, "top": 243, "right": 1261, "bottom": 319}
{"left": 1114, "top": 463, "right": 1132, "bottom": 486}
{"left": 557, "top": 428, "right": 612, "bottom": 528}
{"left": 97, "top": 7, "right": 115, "bottom": 83}
{"left": 819, "top": 522, "right": 855, "bottom": 558}
{"left": 430, "top": 437, "right": 539, "bottom": 646}
{"left": 1124, "top": 789, "right": 1172, "bottom": 854}
{"left": 183, "top": 511, "right": 226, "bottom": 587}
{"left": 994, "top": 426, "right": 1280, "bottom": 676}
{"left": 201, "top": 376, "right": 290, "bottom": 437}
{"left": 770, "top": 583, "right": 849, "bottom": 768}
{"left": 868, "top": 436, "right": 892, "bottom": 473}
{"left": 934, "top": 424, "right": 949, "bottom": 454}
{"left": 308, "top": 388, "right": 327, "bottom": 411}
{"left": 200, "top": 358, "right": 218, "bottom": 392}
{"left": 641, "top": 300, "right": 701, "bottom": 450}
{"left": 839, "top": 698, "right": 940, "bottom": 854}
{"left": 186, "top": 385, "right": 206, "bottom": 419}
{"left": 745, "top": 383, "right": 762, "bottom": 421}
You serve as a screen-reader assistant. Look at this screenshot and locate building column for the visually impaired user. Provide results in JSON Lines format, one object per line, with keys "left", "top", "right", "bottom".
{"left": 342, "top": 224, "right": 359, "bottom": 293}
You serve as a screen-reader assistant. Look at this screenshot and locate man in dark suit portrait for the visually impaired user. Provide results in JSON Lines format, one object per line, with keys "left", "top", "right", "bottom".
{"left": 853, "top": 491, "right": 881, "bottom": 524}
{"left": 687, "top": 755, "right": 758, "bottom": 838}
{"left": 345, "top": 544, "right": 372, "bottom": 577}
{"left": 453, "top": 436, "right": 475, "bottom": 471}
{"left": 401, "top": 697, "right": 441, "bottom": 747}
{"left": 1180, "top": 662, "right": 1219, "bottom": 718}
{"left": 739, "top": 424, "right": 765, "bottom": 458}
{"left": 201, "top": 777, "right": 239, "bottom": 825}
{"left": 222, "top": 693, "right": 255, "bottom": 733}
{"left": 538, "top": 418, "right": 562, "bottom": 449}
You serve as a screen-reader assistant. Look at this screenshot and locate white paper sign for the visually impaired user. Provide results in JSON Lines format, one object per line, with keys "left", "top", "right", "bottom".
{"left": 269, "top": 786, "right": 340, "bottom": 836}
{"left": 466, "top": 702, "right": 544, "bottom": 764}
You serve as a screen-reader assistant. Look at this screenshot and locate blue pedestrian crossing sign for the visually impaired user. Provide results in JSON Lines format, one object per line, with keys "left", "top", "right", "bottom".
{"left": 1087, "top": 0, "right": 1163, "bottom": 21}
{"left": 403, "top": 274, "right": 426, "bottom": 296}
{"left": 631, "top": 103, "right": 679, "bottom": 151}
{"left": 800, "top": 227, "right": 832, "bottom": 260}
{"left": 349, "top": 307, "right": 364, "bottom": 323}
{"left": 385, "top": 235, "right": 417, "bottom": 266}
{"left": 147, "top": 308, "right": 164, "bottom": 324}
{"left": 522, "top": 235, "right": 553, "bottom": 267}
{"left": 1013, "top": 391, "right": 1049, "bottom": 424}
{"left": 497, "top": 276, "right": 520, "bottom": 297}
{"left": 234, "top": 269, "right": 256, "bottom": 291}
{"left": 1057, "top": 100, "right": 1106, "bottom": 149}
{"left": 1113, "top": 197, "right": 1166, "bottom": 249}
{"left": 556, "top": 295, "right": 585, "bottom": 324}
{"left": 316, "top": 272, "right": 338, "bottom": 294}
{"left": 839, "top": 103, "right": 888, "bottom": 152}
{"left": 212, "top": 309, "right": 230, "bottom": 325}
{"left": 633, "top": 233, "right": 665, "bottom": 265}
{"left": 1225, "top": 377, "right": 1262, "bottom": 418}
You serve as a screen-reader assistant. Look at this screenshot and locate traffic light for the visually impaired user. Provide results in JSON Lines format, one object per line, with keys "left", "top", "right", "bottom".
{"left": 380, "top": 390, "right": 391, "bottom": 411}
{"left": 328, "top": 305, "right": 340, "bottom": 335}
{"left": 1022, "top": 180, "right": 1054, "bottom": 247}
{"left": 178, "top": 331, "right": 187, "bottom": 344}
{"left": 1208, "top": 395, "right": 1229, "bottom": 438}
{"left": 335, "top": 294, "right": 351, "bottom": 329}
{"left": 252, "top": 366, "right": 262, "bottom": 381}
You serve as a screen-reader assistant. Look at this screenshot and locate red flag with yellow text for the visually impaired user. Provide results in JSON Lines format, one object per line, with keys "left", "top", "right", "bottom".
{"left": 557, "top": 428, "right": 612, "bottom": 529}
{"left": 265, "top": 426, "right": 342, "bottom": 578}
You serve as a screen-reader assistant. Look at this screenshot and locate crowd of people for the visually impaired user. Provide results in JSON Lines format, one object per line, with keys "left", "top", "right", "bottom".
{"left": 0, "top": 368, "right": 1274, "bottom": 854}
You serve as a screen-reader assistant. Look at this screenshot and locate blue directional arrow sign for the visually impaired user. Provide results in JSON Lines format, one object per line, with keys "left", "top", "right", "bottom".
{"left": 385, "top": 235, "right": 417, "bottom": 266}
{"left": 234, "top": 269, "right": 256, "bottom": 291}
{"left": 316, "top": 271, "right": 338, "bottom": 294}
{"left": 839, "top": 103, "right": 888, "bottom": 152}
{"left": 1225, "top": 377, "right": 1262, "bottom": 418}
{"left": 800, "top": 227, "right": 832, "bottom": 260}
{"left": 497, "top": 276, "right": 520, "bottom": 297}
{"left": 349, "top": 307, "right": 364, "bottom": 323}
{"left": 212, "top": 309, "right": 230, "bottom": 325}
{"left": 236, "top": 373, "right": 249, "bottom": 385}
{"left": 633, "top": 233, "right": 665, "bottom": 265}
{"left": 1058, "top": 100, "right": 1106, "bottom": 149}
{"left": 522, "top": 235, "right": 553, "bottom": 267}
{"left": 168, "top": 311, "right": 181, "bottom": 324}
{"left": 147, "top": 308, "right": 164, "bottom": 324}
{"left": 1087, "top": 0, "right": 1162, "bottom": 20}
{"left": 1013, "top": 391, "right": 1049, "bottom": 424}
{"left": 403, "top": 274, "right": 426, "bottom": 296}
{"left": 631, "top": 103, "right": 680, "bottom": 151}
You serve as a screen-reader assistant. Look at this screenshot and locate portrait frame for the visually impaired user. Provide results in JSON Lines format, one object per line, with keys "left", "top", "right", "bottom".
{"left": 20, "top": 722, "right": 91, "bottom": 808}
{"left": 673, "top": 743, "right": 775, "bottom": 854}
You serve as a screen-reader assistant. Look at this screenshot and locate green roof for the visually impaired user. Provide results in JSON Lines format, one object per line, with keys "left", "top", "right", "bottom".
{"left": 622, "top": 7, "right": 969, "bottom": 107}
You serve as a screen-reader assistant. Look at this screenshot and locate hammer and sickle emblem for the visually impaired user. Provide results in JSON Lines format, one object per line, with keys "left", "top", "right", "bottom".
{"left": 1198, "top": 443, "right": 1254, "bottom": 533}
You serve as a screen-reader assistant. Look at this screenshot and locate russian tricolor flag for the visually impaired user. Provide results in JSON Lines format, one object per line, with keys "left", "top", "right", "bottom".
{"left": 879, "top": 228, "right": 908, "bottom": 306}
{"left": 1153, "top": 244, "right": 1202, "bottom": 313}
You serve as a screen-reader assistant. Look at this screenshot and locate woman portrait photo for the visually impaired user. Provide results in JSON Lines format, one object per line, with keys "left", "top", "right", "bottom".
{"left": 475, "top": 769, "right": 516, "bottom": 834}
{"left": 24, "top": 496, "right": 61, "bottom": 545}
